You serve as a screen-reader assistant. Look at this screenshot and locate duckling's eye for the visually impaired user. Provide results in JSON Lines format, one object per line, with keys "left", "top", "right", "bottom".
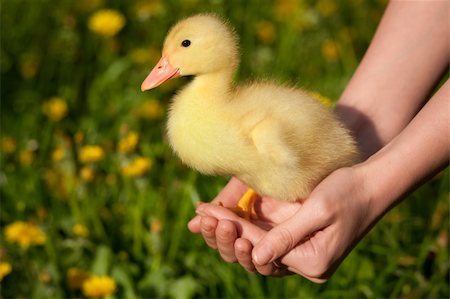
{"left": 181, "top": 39, "right": 191, "bottom": 47}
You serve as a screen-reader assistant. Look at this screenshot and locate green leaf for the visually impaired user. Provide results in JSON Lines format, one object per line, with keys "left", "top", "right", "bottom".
{"left": 137, "top": 267, "right": 171, "bottom": 297}
{"left": 91, "top": 245, "right": 112, "bottom": 275}
{"left": 112, "top": 265, "right": 138, "bottom": 299}
{"left": 357, "top": 257, "right": 375, "bottom": 281}
{"left": 168, "top": 275, "right": 200, "bottom": 299}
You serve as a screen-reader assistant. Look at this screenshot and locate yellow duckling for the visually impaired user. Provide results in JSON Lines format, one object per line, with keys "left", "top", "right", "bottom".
{"left": 141, "top": 14, "right": 359, "bottom": 218}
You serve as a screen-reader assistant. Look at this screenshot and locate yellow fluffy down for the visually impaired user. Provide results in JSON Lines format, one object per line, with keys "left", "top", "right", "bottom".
{"left": 156, "top": 14, "right": 359, "bottom": 201}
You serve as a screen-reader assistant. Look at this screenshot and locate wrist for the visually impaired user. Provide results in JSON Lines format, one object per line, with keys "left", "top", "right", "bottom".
{"left": 354, "top": 148, "right": 409, "bottom": 225}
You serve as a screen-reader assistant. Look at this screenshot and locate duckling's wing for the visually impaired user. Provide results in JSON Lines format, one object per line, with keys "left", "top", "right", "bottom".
{"left": 250, "top": 118, "right": 298, "bottom": 166}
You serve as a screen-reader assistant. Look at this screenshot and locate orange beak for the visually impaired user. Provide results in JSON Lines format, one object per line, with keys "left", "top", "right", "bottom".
{"left": 141, "top": 56, "right": 180, "bottom": 91}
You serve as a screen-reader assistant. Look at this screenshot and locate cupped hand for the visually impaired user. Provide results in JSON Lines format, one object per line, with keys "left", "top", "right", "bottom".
{"left": 188, "top": 166, "right": 374, "bottom": 283}
{"left": 188, "top": 177, "right": 302, "bottom": 275}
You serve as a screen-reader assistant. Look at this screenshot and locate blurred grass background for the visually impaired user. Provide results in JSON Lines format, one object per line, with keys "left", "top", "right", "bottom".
{"left": 1, "top": 0, "right": 448, "bottom": 298}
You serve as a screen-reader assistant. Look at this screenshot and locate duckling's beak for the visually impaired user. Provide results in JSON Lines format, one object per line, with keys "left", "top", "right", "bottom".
{"left": 141, "top": 56, "right": 180, "bottom": 91}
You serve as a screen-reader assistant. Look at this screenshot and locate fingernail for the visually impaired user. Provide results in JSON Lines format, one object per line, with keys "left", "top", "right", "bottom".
{"left": 252, "top": 248, "right": 273, "bottom": 266}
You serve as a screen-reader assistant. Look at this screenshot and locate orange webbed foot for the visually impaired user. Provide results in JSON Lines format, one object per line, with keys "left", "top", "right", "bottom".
{"left": 229, "top": 188, "right": 258, "bottom": 220}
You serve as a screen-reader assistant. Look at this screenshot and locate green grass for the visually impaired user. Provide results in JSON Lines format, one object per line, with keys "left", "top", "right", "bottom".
{"left": 1, "top": 0, "right": 448, "bottom": 298}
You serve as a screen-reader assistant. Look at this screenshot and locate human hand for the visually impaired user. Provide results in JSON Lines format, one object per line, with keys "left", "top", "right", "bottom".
{"left": 188, "top": 176, "right": 247, "bottom": 238}
{"left": 187, "top": 177, "right": 249, "bottom": 252}
{"left": 188, "top": 177, "right": 302, "bottom": 275}
{"left": 191, "top": 166, "right": 374, "bottom": 283}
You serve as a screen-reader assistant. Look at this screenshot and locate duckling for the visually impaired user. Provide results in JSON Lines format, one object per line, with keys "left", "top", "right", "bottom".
{"left": 141, "top": 14, "right": 359, "bottom": 218}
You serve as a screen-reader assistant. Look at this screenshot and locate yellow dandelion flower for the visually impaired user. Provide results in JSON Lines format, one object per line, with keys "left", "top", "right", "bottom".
{"left": 136, "top": 99, "right": 164, "bottom": 119}
{"left": 88, "top": 9, "right": 126, "bottom": 37}
{"left": 72, "top": 223, "right": 89, "bottom": 237}
{"left": 52, "top": 147, "right": 65, "bottom": 162}
{"left": 82, "top": 275, "right": 117, "bottom": 298}
{"left": 0, "top": 262, "right": 12, "bottom": 281}
{"left": 118, "top": 131, "right": 139, "bottom": 154}
{"left": 42, "top": 97, "right": 68, "bottom": 121}
{"left": 317, "top": 0, "right": 337, "bottom": 17}
{"left": 256, "top": 21, "right": 276, "bottom": 45}
{"left": 1, "top": 136, "right": 16, "bottom": 153}
{"left": 134, "top": 0, "right": 165, "bottom": 20}
{"left": 307, "top": 91, "right": 334, "bottom": 107}
{"left": 79, "top": 166, "right": 95, "bottom": 182}
{"left": 321, "top": 39, "right": 340, "bottom": 61}
{"left": 67, "top": 268, "right": 90, "bottom": 290}
{"left": 121, "top": 156, "right": 152, "bottom": 177}
{"left": 19, "top": 149, "right": 34, "bottom": 166}
{"left": 79, "top": 145, "right": 104, "bottom": 163}
{"left": 4, "top": 221, "right": 46, "bottom": 249}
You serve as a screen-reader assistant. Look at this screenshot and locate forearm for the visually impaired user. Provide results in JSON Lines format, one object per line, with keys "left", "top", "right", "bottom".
{"left": 360, "top": 80, "right": 449, "bottom": 223}
{"left": 336, "top": 0, "right": 449, "bottom": 158}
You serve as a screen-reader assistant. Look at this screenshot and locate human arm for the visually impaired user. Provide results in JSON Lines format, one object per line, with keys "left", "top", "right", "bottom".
{"left": 336, "top": 0, "right": 449, "bottom": 158}
{"left": 187, "top": 0, "right": 449, "bottom": 280}
{"left": 195, "top": 80, "right": 449, "bottom": 282}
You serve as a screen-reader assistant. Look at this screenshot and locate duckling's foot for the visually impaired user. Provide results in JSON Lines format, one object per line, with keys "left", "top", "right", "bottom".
{"left": 230, "top": 188, "right": 258, "bottom": 220}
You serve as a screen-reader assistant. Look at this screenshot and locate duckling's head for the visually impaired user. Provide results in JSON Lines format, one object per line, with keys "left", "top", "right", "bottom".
{"left": 141, "top": 14, "right": 239, "bottom": 91}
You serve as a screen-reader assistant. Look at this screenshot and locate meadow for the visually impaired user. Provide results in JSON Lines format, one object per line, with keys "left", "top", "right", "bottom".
{"left": 1, "top": 0, "right": 448, "bottom": 298}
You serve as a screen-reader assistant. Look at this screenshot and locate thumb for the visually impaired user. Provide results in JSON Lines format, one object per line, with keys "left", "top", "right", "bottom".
{"left": 252, "top": 200, "right": 329, "bottom": 266}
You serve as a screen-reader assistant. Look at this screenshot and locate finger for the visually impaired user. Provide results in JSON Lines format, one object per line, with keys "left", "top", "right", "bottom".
{"left": 187, "top": 215, "right": 202, "bottom": 233}
{"left": 196, "top": 203, "right": 266, "bottom": 242}
{"left": 252, "top": 199, "right": 331, "bottom": 266}
{"left": 215, "top": 220, "right": 238, "bottom": 262}
{"left": 212, "top": 177, "right": 248, "bottom": 207}
{"left": 234, "top": 238, "right": 255, "bottom": 272}
{"left": 200, "top": 216, "right": 219, "bottom": 249}
{"left": 254, "top": 260, "right": 277, "bottom": 276}
{"left": 190, "top": 178, "right": 247, "bottom": 233}
{"left": 197, "top": 203, "right": 320, "bottom": 279}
